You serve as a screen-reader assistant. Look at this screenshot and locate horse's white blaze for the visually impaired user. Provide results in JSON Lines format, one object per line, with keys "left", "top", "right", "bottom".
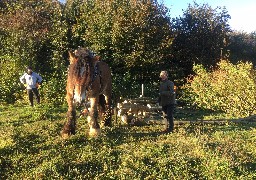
{"left": 81, "top": 91, "right": 86, "bottom": 101}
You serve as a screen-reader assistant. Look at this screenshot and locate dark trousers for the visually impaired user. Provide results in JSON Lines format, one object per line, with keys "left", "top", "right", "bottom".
{"left": 162, "top": 104, "right": 175, "bottom": 132}
{"left": 27, "top": 88, "right": 40, "bottom": 106}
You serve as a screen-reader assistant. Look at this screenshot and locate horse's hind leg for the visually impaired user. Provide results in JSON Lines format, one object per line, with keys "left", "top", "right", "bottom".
{"left": 101, "top": 94, "right": 112, "bottom": 127}
{"left": 98, "top": 94, "right": 105, "bottom": 125}
{"left": 98, "top": 94, "right": 111, "bottom": 127}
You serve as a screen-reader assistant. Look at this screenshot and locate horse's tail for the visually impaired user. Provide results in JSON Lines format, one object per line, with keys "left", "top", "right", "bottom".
{"left": 98, "top": 94, "right": 106, "bottom": 112}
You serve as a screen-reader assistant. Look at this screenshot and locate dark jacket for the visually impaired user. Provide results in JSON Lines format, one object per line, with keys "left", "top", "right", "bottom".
{"left": 159, "top": 79, "right": 176, "bottom": 106}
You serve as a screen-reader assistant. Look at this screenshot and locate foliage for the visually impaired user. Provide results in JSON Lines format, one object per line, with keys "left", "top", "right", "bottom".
{"left": 0, "top": 0, "right": 64, "bottom": 68}
{"left": 1, "top": 0, "right": 256, "bottom": 106}
{"left": 0, "top": 0, "right": 174, "bottom": 103}
{"left": 40, "top": 71, "right": 67, "bottom": 105}
{"left": 171, "top": 2, "right": 231, "bottom": 77}
{"left": 112, "top": 71, "right": 160, "bottom": 101}
{"left": 0, "top": 0, "right": 69, "bottom": 104}
{"left": 228, "top": 31, "right": 256, "bottom": 66}
{"left": 0, "top": 56, "right": 23, "bottom": 103}
{"left": 181, "top": 60, "right": 256, "bottom": 118}
{"left": 65, "top": 0, "right": 173, "bottom": 83}
{"left": 0, "top": 104, "right": 255, "bottom": 179}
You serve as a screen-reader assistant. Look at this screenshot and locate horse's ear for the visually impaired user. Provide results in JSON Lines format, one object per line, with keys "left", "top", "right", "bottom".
{"left": 68, "top": 50, "right": 77, "bottom": 64}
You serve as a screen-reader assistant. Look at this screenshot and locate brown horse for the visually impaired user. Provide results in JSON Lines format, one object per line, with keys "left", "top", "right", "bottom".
{"left": 61, "top": 47, "right": 112, "bottom": 138}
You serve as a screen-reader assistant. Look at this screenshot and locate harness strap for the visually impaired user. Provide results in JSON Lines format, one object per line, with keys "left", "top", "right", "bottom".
{"left": 88, "top": 61, "right": 101, "bottom": 91}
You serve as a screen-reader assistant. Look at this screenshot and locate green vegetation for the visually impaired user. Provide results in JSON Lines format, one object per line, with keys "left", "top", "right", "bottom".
{"left": 0, "top": 104, "right": 255, "bottom": 179}
{"left": 181, "top": 60, "right": 256, "bottom": 118}
{"left": 0, "top": 1, "right": 255, "bottom": 178}
{"left": 2, "top": 0, "right": 253, "bottom": 104}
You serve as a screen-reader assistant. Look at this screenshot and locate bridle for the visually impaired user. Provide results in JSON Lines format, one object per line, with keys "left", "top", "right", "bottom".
{"left": 70, "top": 57, "right": 101, "bottom": 96}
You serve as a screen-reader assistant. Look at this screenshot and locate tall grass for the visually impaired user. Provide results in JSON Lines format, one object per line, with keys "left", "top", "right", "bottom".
{"left": 0, "top": 104, "right": 255, "bottom": 179}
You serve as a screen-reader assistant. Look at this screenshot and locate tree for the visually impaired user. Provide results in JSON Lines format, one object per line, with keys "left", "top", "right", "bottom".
{"left": 65, "top": 0, "right": 174, "bottom": 97}
{"left": 228, "top": 31, "right": 256, "bottom": 66}
{"left": 0, "top": 0, "right": 175, "bottom": 103}
{"left": 0, "top": 0, "right": 68, "bottom": 103}
{"left": 171, "top": 2, "right": 231, "bottom": 77}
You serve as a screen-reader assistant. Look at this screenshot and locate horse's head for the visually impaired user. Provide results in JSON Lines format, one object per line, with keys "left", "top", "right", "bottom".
{"left": 68, "top": 47, "right": 94, "bottom": 104}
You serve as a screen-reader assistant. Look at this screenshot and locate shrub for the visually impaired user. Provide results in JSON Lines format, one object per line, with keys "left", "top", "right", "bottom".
{"left": 0, "top": 56, "right": 24, "bottom": 104}
{"left": 40, "top": 71, "right": 67, "bottom": 105}
{"left": 181, "top": 60, "right": 256, "bottom": 118}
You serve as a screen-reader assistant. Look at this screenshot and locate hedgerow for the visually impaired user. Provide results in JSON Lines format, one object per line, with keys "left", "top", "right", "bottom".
{"left": 181, "top": 60, "right": 256, "bottom": 118}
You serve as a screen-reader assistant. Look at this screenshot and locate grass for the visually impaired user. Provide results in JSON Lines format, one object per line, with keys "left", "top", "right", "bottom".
{"left": 0, "top": 103, "right": 255, "bottom": 179}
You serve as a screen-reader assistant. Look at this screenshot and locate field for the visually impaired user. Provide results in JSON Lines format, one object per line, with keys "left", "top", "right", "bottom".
{"left": 0, "top": 103, "right": 255, "bottom": 179}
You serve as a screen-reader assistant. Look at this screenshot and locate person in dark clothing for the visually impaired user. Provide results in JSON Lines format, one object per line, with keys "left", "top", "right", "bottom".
{"left": 20, "top": 66, "right": 42, "bottom": 106}
{"left": 158, "top": 70, "right": 176, "bottom": 133}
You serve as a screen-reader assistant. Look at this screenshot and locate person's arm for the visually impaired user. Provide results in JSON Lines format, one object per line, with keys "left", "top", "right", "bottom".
{"left": 19, "top": 74, "right": 26, "bottom": 84}
{"left": 35, "top": 73, "right": 43, "bottom": 84}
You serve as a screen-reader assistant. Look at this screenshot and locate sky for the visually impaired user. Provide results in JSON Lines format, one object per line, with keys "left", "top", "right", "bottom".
{"left": 163, "top": 0, "right": 256, "bottom": 33}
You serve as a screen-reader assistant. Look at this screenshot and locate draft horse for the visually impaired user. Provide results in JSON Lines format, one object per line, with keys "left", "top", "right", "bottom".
{"left": 61, "top": 47, "right": 112, "bottom": 138}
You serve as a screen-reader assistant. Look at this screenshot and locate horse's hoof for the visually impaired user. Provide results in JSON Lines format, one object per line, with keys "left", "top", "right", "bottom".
{"left": 89, "top": 128, "right": 101, "bottom": 137}
{"left": 61, "top": 131, "right": 70, "bottom": 139}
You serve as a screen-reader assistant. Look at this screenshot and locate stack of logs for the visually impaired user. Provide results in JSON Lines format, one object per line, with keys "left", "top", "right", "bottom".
{"left": 116, "top": 97, "right": 164, "bottom": 125}
{"left": 116, "top": 97, "right": 256, "bottom": 126}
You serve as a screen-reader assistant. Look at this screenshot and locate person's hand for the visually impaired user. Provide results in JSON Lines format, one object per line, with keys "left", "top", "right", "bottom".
{"left": 36, "top": 83, "right": 41, "bottom": 88}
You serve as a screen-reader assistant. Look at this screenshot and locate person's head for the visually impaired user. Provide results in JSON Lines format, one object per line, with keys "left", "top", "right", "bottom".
{"left": 160, "top": 70, "right": 168, "bottom": 80}
{"left": 27, "top": 66, "right": 33, "bottom": 75}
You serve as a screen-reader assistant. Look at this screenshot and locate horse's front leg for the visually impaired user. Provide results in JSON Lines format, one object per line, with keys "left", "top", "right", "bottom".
{"left": 61, "top": 91, "right": 76, "bottom": 138}
{"left": 87, "top": 97, "right": 101, "bottom": 137}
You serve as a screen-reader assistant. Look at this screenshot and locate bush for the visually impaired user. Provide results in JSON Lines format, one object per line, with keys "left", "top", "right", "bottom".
{"left": 181, "top": 60, "right": 256, "bottom": 118}
{"left": 40, "top": 71, "right": 67, "bottom": 105}
{"left": 0, "top": 56, "right": 24, "bottom": 104}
